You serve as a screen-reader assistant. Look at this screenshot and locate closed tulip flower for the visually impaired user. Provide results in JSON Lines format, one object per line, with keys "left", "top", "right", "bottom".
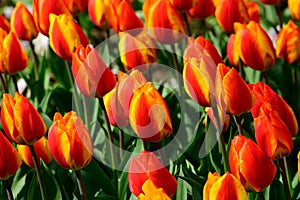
{"left": 0, "top": 14, "right": 10, "bottom": 33}
{"left": 276, "top": 20, "right": 300, "bottom": 64}
{"left": 227, "top": 34, "right": 239, "bottom": 67}
{"left": 0, "top": 29, "right": 28, "bottom": 74}
{"left": 169, "top": 0, "right": 197, "bottom": 10}
{"left": 88, "top": 0, "right": 110, "bottom": 28}
{"left": 1, "top": 92, "right": 46, "bottom": 145}
{"left": 129, "top": 82, "right": 172, "bottom": 142}
{"left": 62, "top": 0, "right": 88, "bottom": 16}
{"left": 72, "top": 45, "right": 116, "bottom": 98}
{"left": 288, "top": 0, "right": 300, "bottom": 21}
{"left": 229, "top": 135, "right": 277, "bottom": 192}
{"left": 49, "top": 14, "right": 89, "bottom": 60}
{"left": 48, "top": 111, "right": 93, "bottom": 170}
{"left": 138, "top": 179, "right": 171, "bottom": 200}
{"left": 128, "top": 150, "right": 177, "bottom": 197}
{"left": 11, "top": 2, "right": 38, "bottom": 41}
{"left": 0, "top": 131, "right": 22, "bottom": 180}
{"left": 203, "top": 172, "right": 247, "bottom": 200}
{"left": 247, "top": 2, "right": 260, "bottom": 23}
{"left": 188, "top": 0, "right": 215, "bottom": 19}
{"left": 17, "top": 136, "right": 53, "bottom": 168}
{"left": 298, "top": 151, "right": 300, "bottom": 181}
{"left": 33, "top": 0, "right": 71, "bottom": 36}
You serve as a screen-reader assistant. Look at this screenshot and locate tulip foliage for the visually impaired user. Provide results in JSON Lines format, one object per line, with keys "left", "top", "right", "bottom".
{"left": 0, "top": 0, "right": 299, "bottom": 200}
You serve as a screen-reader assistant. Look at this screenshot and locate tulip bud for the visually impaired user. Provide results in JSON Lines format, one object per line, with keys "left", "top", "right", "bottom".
{"left": 138, "top": 179, "right": 171, "bottom": 200}
{"left": 168, "top": 0, "right": 197, "bottom": 10}
{"left": 62, "top": 0, "right": 88, "bottom": 16}
{"left": 48, "top": 111, "right": 93, "bottom": 170}
{"left": 0, "top": 14, "right": 10, "bottom": 33}
{"left": 276, "top": 20, "right": 300, "bottom": 64}
{"left": 1, "top": 92, "right": 46, "bottom": 145}
{"left": 229, "top": 135, "right": 277, "bottom": 192}
{"left": 49, "top": 14, "right": 89, "bottom": 60}
{"left": 203, "top": 172, "right": 247, "bottom": 200}
{"left": 128, "top": 150, "right": 177, "bottom": 197}
{"left": 226, "top": 34, "right": 239, "bottom": 67}
{"left": 247, "top": 2, "right": 260, "bottom": 23}
{"left": 0, "top": 29, "right": 28, "bottom": 74}
{"left": 11, "top": 2, "right": 38, "bottom": 41}
{"left": 88, "top": 0, "right": 110, "bottom": 28}
{"left": 72, "top": 45, "right": 116, "bottom": 98}
{"left": 288, "top": 0, "right": 300, "bottom": 21}
{"left": 129, "top": 82, "right": 172, "bottom": 142}
{"left": 188, "top": 0, "right": 215, "bottom": 19}
{"left": 17, "top": 136, "right": 53, "bottom": 168}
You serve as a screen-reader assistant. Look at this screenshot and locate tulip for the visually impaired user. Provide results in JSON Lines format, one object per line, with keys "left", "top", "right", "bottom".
{"left": 188, "top": 0, "right": 215, "bottom": 19}
{"left": 254, "top": 109, "right": 293, "bottom": 160}
{"left": 62, "top": 0, "right": 88, "bottom": 15}
{"left": 48, "top": 111, "right": 93, "bottom": 170}
{"left": 168, "top": 0, "right": 197, "bottom": 10}
{"left": 128, "top": 150, "right": 177, "bottom": 197}
{"left": 17, "top": 136, "right": 53, "bottom": 168}
{"left": 298, "top": 151, "right": 300, "bottom": 181}
{"left": 288, "top": 0, "right": 300, "bottom": 21}
{"left": 227, "top": 34, "right": 239, "bottom": 67}
{"left": 72, "top": 45, "right": 116, "bottom": 98}
{"left": 259, "top": 0, "right": 281, "bottom": 5}
{"left": 118, "top": 31, "right": 157, "bottom": 71}
{"left": 33, "top": 0, "right": 71, "bottom": 36}
{"left": 144, "top": 0, "right": 185, "bottom": 44}
{"left": 11, "top": 2, "right": 38, "bottom": 41}
{"left": 88, "top": 0, "right": 110, "bottom": 28}
{"left": 249, "top": 82, "right": 298, "bottom": 136}
{"left": 138, "top": 179, "right": 171, "bottom": 200}
{"left": 203, "top": 172, "right": 247, "bottom": 200}
{"left": 0, "top": 131, "right": 22, "bottom": 180}
{"left": 215, "top": 0, "right": 249, "bottom": 33}
{"left": 129, "top": 82, "right": 172, "bottom": 142}
{"left": 217, "top": 63, "right": 255, "bottom": 115}
{"left": 205, "top": 107, "right": 231, "bottom": 132}
{"left": 1, "top": 92, "right": 46, "bottom": 145}
{"left": 276, "top": 20, "right": 300, "bottom": 64}
{"left": 0, "top": 14, "right": 10, "bottom": 33}
{"left": 247, "top": 2, "right": 260, "bottom": 23}
{"left": 108, "top": 0, "right": 144, "bottom": 33}
{"left": 0, "top": 29, "right": 28, "bottom": 74}
{"left": 229, "top": 135, "right": 277, "bottom": 192}
{"left": 49, "top": 14, "right": 89, "bottom": 60}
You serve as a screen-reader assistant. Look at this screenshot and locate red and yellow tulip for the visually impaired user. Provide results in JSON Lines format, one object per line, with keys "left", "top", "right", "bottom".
{"left": 48, "top": 111, "right": 93, "bottom": 170}
{"left": 62, "top": 0, "right": 88, "bottom": 16}
{"left": 188, "top": 0, "right": 215, "bottom": 19}
{"left": 49, "top": 14, "right": 89, "bottom": 60}
{"left": 0, "top": 14, "right": 10, "bottom": 33}
{"left": 259, "top": 0, "right": 280, "bottom": 5}
{"left": 1, "top": 92, "right": 46, "bottom": 145}
{"left": 88, "top": 0, "right": 110, "bottom": 28}
{"left": 138, "top": 179, "right": 171, "bottom": 200}
{"left": 288, "top": 0, "right": 300, "bottom": 21}
{"left": 168, "top": 0, "right": 197, "bottom": 10}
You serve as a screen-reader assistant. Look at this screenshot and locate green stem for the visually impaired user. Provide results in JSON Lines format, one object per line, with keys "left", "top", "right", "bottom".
{"left": 29, "top": 41, "right": 39, "bottom": 82}
{"left": 234, "top": 115, "right": 244, "bottom": 136}
{"left": 0, "top": 73, "right": 8, "bottom": 93}
{"left": 182, "top": 11, "right": 191, "bottom": 36}
{"left": 12, "top": 75, "right": 19, "bottom": 93}
{"left": 259, "top": 192, "right": 265, "bottom": 200}
{"left": 263, "top": 71, "right": 269, "bottom": 84}
{"left": 4, "top": 179, "right": 14, "bottom": 200}
{"left": 279, "top": 157, "right": 291, "bottom": 200}
{"left": 29, "top": 145, "right": 47, "bottom": 200}
{"left": 275, "top": 5, "right": 283, "bottom": 29}
{"left": 75, "top": 170, "right": 87, "bottom": 200}
{"left": 119, "top": 129, "right": 124, "bottom": 160}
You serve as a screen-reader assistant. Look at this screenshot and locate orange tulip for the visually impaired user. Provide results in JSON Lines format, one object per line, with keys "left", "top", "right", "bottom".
{"left": 249, "top": 82, "right": 298, "bottom": 136}
{"left": 49, "top": 14, "right": 89, "bottom": 60}
{"left": 118, "top": 31, "right": 157, "bottom": 71}
{"left": 188, "top": 0, "right": 215, "bottom": 19}
{"left": 0, "top": 131, "right": 22, "bottom": 180}
{"left": 48, "top": 111, "right": 93, "bottom": 170}
{"left": 232, "top": 21, "right": 276, "bottom": 71}
{"left": 17, "top": 136, "right": 53, "bottom": 168}
{"left": 298, "top": 151, "right": 300, "bottom": 181}
{"left": 0, "top": 14, "right": 10, "bottom": 33}
{"left": 1, "top": 92, "right": 46, "bottom": 145}
{"left": 276, "top": 20, "right": 300, "bottom": 64}
{"left": 217, "top": 63, "right": 255, "bottom": 115}
{"left": 33, "top": 0, "right": 71, "bottom": 36}
{"left": 203, "top": 172, "right": 247, "bottom": 200}
{"left": 62, "top": 0, "right": 88, "bottom": 15}
{"left": 227, "top": 34, "right": 239, "bottom": 67}
{"left": 88, "top": 0, "right": 110, "bottom": 28}
{"left": 247, "top": 2, "right": 260, "bottom": 23}
{"left": 128, "top": 150, "right": 177, "bottom": 197}
{"left": 0, "top": 29, "right": 28, "bottom": 74}
{"left": 129, "top": 82, "right": 172, "bottom": 142}
{"left": 229, "top": 135, "right": 277, "bottom": 192}
{"left": 259, "top": 0, "right": 280, "bottom": 5}
{"left": 169, "top": 0, "right": 197, "bottom": 10}
{"left": 108, "top": 0, "right": 144, "bottom": 33}
{"left": 144, "top": 0, "right": 185, "bottom": 44}
{"left": 72, "top": 45, "right": 116, "bottom": 98}
{"left": 138, "top": 179, "right": 171, "bottom": 200}
{"left": 288, "top": 0, "right": 300, "bottom": 21}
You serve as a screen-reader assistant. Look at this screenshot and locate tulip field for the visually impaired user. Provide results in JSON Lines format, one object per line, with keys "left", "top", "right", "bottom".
{"left": 1, "top": 0, "right": 300, "bottom": 199}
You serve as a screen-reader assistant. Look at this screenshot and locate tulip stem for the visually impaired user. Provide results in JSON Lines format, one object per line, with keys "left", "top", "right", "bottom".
{"left": 119, "top": 129, "right": 124, "bottom": 159}
{"left": 29, "top": 41, "right": 39, "bottom": 82}
{"left": 75, "top": 170, "right": 87, "bottom": 200}
{"left": 263, "top": 71, "right": 269, "bottom": 84}
{"left": 234, "top": 115, "right": 244, "bottom": 135}
{"left": 0, "top": 73, "right": 8, "bottom": 93}
{"left": 12, "top": 75, "right": 19, "bottom": 93}
{"left": 279, "top": 157, "right": 291, "bottom": 200}
{"left": 4, "top": 179, "right": 14, "bottom": 200}
{"left": 29, "top": 145, "right": 47, "bottom": 200}
{"left": 258, "top": 192, "right": 265, "bottom": 200}
{"left": 275, "top": 5, "right": 283, "bottom": 29}
{"left": 182, "top": 11, "right": 191, "bottom": 36}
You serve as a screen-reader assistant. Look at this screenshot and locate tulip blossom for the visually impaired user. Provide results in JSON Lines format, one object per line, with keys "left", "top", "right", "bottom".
{"left": 17, "top": 136, "right": 53, "bottom": 168}
{"left": 188, "top": 0, "right": 215, "bottom": 19}
{"left": 72, "top": 45, "right": 116, "bottom": 98}
{"left": 247, "top": 2, "right": 260, "bottom": 23}
{"left": 229, "top": 135, "right": 277, "bottom": 192}
{"left": 49, "top": 14, "right": 89, "bottom": 60}
{"left": 1, "top": 92, "right": 46, "bottom": 145}
{"left": 0, "top": 14, "right": 10, "bottom": 33}
{"left": 108, "top": 0, "right": 144, "bottom": 33}
{"left": 62, "top": 0, "right": 88, "bottom": 15}
{"left": 138, "top": 179, "right": 171, "bottom": 200}
{"left": 0, "top": 131, "right": 22, "bottom": 180}
{"left": 0, "top": 29, "right": 28, "bottom": 74}
{"left": 276, "top": 20, "right": 300, "bottom": 64}
{"left": 11, "top": 2, "right": 38, "bottom": 41}
{"left": 203, "top": 172, "right": 247, "bottom": 200}
{"left": 129, "top": 82, "right": 172, "bottom": 142}
{"left": 288, "top": 0, "right": 300, "bottom": 21}
{"left": 298, "top": 151, "right": 300, "bottom": 181}
{"left": 48, "top": 111, "right": 93, "bottom": 170}
{"left": 217, "top": 63, "right": 255, "bottom": 115}
{"left": 88, "top": 0, "right": 110, "bottom": 28}
{"left": 168, "top": 0, "right": 197, "bottom": 10}
{"left": 33, "top": 0, "right": 71, "bottom": 36}
{"left": 259, "top": 0, "right": 280, "bottom": 5}
{"left": 128, "top": 150, "right": 177, "bottom": 197}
